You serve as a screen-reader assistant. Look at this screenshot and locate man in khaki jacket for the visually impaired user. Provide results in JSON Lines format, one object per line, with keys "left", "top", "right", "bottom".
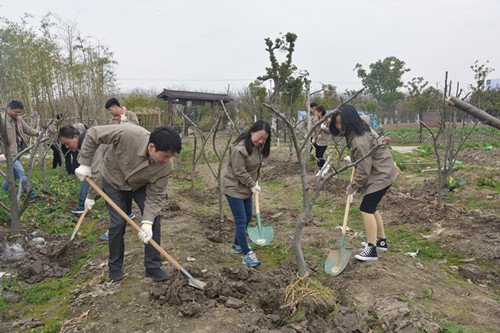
{"left": 1, "top": 100, "right": 40, "bottom": 198}
{"left": 75, "top": 124, "right": 182, "bottom": 282}
{"left": 105, "top": 97, "right": 139, "bottom": 125}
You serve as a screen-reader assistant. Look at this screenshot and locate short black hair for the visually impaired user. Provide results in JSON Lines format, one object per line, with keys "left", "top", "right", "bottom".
{"left": 8, "top": 100, "right": 24, "bottom": 110}
{"left": 310, "top": 102, "right": 318, "bottom": 108}
{"left": 55, "top": 113, "right": 63, "bottom": 120}
{"left": 105, "top": 97, "right": 120, "bottom": 109}
{"left": 58, "top": 125, "right": 80, "bottom": 139}
{"left": 149, "top": 126, "right": 182, "bottom": 153}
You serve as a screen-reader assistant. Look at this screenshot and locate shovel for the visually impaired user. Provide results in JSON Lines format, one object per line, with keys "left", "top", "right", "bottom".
{"left": 85, "top": 177, "right": 206, "bottom": 290}
{"left": 53, "top": 206, "right": 89, "bottom": 258}
{"left": 248, "top": 190, "right": 274, "bottom": 246}
{"left": 324, "top": 167, "right": 355, "bottom": 276}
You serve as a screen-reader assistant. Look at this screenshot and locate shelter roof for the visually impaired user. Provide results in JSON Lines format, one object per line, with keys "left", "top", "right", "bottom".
{"left": 157, "top": 89, "right": 232, "bottom": 103}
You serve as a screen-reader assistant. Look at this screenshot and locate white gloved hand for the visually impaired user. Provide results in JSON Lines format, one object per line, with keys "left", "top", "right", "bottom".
{"left": 250, "top": 181, "right": 261, "bottom": 194}
{"left": 84, "top": 198, "right": 95, "bottom": 210}
{"left": 75, "top": 165, "right": 91, "bottom": 181}
{"left": 138, "top": 221, "right": 153, "bottom": 244}
{"left": 120, "top": 114, "right": 128, "bottom": 122}
{"left": 0, "top": 154, "right": 6, "bottom": 162}
{"left": 346, "top": 183, "right": 357, "bottom": 203}
{"left": 320, "top": 122, "right": 329, "bottom": 131}
{"left": 344, "top": 156, "right": 351, "bottom": 163}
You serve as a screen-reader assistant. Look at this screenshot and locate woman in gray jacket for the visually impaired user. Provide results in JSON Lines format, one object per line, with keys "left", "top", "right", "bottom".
{"left": 222, "top": 120, "right": 271, "bottom": 267}
{"left": 329, "top": 105, "right": 397, "bottom": 261}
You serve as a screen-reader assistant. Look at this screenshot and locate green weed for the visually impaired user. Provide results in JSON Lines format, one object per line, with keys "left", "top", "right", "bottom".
{"left": 0, "top": 296, "right": 11, "bottom": 319}
{"left": 32, "top": 322, "right": 61, "bottom": 333}
{"left": 22, "top": 279, "right": 71, "bottom": 304}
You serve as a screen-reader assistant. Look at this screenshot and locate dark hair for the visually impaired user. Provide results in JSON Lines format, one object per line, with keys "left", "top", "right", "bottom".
{"left": 105, "top": 97, "right": 120, "bottom": 109}
{"left": 329, "top": 104, "right": 370, "bottom": 137}
{"left": 149, "top": 126, "right": 182, "bottom": 153}
{"left": 58, "top": 125, "right": 79, "bottom": 139}
{"left": 55, "top": 113, "right": 63, "bottom": 120}
{"left": 310, "top": 102, "right": 318, "bottom": 108}
{"left": 8, "top": 100, "right": 24, "bottom": 110}
{"left": 316, "top": 105, "right": 326, "bottom": 117}
{"left": 234, "top": 120, "right": 271, "bottom": 158}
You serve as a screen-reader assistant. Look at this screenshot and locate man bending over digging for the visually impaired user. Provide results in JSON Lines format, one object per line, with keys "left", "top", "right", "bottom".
{"left": 75, "top": 124, "right": 182, "bottom": 282}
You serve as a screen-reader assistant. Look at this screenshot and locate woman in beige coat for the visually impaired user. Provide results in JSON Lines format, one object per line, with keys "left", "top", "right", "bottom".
{"left": 329, "top": 105, "right": 397, "bottom": 261}
{"left": 222, "top": 120, "right": 271, "bottom": 267}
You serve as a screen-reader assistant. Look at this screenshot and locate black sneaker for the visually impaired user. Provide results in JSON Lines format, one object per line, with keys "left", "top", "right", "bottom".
{"left": 355, "top": 243, "right": 378, "bottom": 261}
{"left": 376, "top": 238, "right": 387, "bottom": 252}
{"left": 145, "top": 268, "right": 169, "bottom": 282}
{"left": 362, "top": 238, "right": 388, "bottom": 252}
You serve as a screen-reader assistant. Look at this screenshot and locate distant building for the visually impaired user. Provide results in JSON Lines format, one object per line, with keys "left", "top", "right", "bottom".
{"left": 486, "top": 78, "right": 500, "bottom": 90}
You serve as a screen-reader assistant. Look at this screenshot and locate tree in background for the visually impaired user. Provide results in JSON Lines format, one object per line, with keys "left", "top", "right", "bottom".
{"left": 469, "top": 60, "right": 495, "bottom": 111}
{"left": 310, "top": 84, "right": 340, "bottom": 110}
{"left": 257, "top": 32, "right": 299, "bottom": 103}
{"left": 404, "top": 76, "right": 443, "bottom": 121}
{"left": 0, "top": 13, "right": 116, "bottom": 124}
{"left": 355, "top": 56, "right": 410, "bottom": 119}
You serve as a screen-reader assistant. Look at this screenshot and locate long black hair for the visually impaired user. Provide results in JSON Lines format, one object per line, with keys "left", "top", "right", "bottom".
{"left": 329, "top": 104, "right": 370, "bottom": 137}
{"left": 234, "top": 120, "right": 271, "bottom": 158}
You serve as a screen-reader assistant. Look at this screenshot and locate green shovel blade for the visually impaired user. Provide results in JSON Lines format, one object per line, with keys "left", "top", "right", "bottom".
{"left": 248, "top": 212, "right": 274, "bottom": 246}
{"left": 324, "top": 233, "right": 352, "bottom": 276}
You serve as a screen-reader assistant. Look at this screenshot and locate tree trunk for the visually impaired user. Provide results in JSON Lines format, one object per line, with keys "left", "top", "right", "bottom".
{"left": 446, "top": 96, "right": 500, "bottom": 130}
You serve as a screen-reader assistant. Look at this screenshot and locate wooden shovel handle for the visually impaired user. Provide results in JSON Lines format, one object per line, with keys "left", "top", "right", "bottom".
{"left": 85, "top": 177, "right": 181, "bottom": 271}
{"left": 342, "top": 168, "right": 356, "bottom": 234}
{"left": 255, "top": 189, "right": 260, "bottom": 214}
{"left": 70, "top": 206, "right": 89, "bottom": 240}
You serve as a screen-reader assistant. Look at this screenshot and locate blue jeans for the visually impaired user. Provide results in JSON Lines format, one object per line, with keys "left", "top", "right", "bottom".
{"left": 1, "top": 159, "right": 36, "bottom": 197}
{"left": 75, "top": 181, "right": 90, "bottom": 210}
{"left": 225, "top": 194, "right": 253, "bottom": 255}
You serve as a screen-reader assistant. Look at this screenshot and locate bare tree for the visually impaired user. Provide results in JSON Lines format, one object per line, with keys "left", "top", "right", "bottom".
{"left": 420, "top": 72, "right": 478, "bottom": 204}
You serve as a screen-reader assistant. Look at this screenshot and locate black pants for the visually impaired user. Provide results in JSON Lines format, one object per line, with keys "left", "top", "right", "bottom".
{"left": 102, "top": 178, "right": 162, "bottom": 272}
{"left": 360, "top": 185, "right": 391, "bottom": 214}
{"left": 50, "top": 144, "right": 62, "bottom": 169}
{"left": 314, "top": 143, "right": 327, "bottom": 168}
{"left": 61, "top": 145, "right": 79, "bottom": 174}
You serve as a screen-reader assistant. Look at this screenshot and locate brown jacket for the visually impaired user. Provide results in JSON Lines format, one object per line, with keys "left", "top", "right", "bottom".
{"left": 314, "top": 119, "right": 332, "bottom": 146}
{"left": 347, "top": 130, "right": 397, "bottom": 197}
{"left": 46, "top": 121, "right": 60, "bottom": 145}
{"left": 222, "top": 140, "right": 262, "bottom": 199}
{"left": 0, "top": 112, "right": 39, "bottom": 156}
{"left": 109, "top": 109, "right": 139, "bottom": 125}
{"left": 79, "top": 124, "right": 174, "bottom": 221}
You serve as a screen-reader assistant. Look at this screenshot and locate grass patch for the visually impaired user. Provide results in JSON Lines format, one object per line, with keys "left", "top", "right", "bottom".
{"left": 32, "top": 322, "right": 61, "bottom": 333}
{"left": 22, "top": 278, "right": 71, "bottom": 304}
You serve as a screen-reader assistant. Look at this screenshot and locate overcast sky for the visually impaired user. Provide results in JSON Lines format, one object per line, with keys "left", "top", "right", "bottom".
{"left": 1, "top": 0, "right": 499, "bottom": 96}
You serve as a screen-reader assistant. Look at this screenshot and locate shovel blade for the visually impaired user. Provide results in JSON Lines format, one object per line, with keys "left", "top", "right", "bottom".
{"left": 248, "top": 212, "right": 274, "bottom": 246}
{"left": 188, "top": 277, "right": 207, "bottom": 290}
{"left": 248, "top": 225, "right": 274, "bottom": 246}
{"left": 324, "top": 247, "right": 353, "bottom": 276}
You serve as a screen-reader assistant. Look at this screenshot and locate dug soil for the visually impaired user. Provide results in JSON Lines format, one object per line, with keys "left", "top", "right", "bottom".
{"left": 0, "top": 145, "right": 499, "bottom": 332}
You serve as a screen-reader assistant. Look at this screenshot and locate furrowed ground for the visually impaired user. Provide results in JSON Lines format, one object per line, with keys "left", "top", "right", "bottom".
{"left": 0, "top": 137, "right": 499, "bottom": 333}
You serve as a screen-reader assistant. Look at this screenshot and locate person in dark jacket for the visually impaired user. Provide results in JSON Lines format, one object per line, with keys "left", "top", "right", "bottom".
{"left": 329, "top": 105, "right": 397, "bottom": 261}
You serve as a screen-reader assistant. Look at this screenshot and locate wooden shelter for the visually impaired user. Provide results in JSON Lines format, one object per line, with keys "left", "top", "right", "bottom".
{"left": 157, "top": 89, "right": 232, "bottom": 136}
